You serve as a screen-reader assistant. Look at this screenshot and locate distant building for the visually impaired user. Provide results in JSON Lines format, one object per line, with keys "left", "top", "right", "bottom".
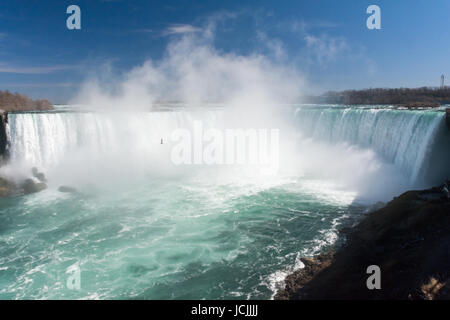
{"left": 441, "top": 74, "right": 445, "bottom": 88}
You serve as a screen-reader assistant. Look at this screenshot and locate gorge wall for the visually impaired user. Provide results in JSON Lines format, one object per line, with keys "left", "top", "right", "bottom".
{"left": 0, "top": 110, "right": 8, "bottom": 164}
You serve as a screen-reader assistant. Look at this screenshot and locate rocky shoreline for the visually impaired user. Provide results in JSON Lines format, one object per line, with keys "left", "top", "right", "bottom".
{"left": 275, "top": 181, "right": 450, "bottom": 300}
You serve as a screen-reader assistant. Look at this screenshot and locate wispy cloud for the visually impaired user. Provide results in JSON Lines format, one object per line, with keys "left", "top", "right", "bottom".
{"left": 290, "top": 20, "right": 340, "bottom": 32}
{"left": 0, "top": 64, "right": 77, "bottom": 74}
{"left": 256, "top": 31, "right": 286, "bottom": 60}
{"left": 278, "top": 19, "right": 349, "bottom": 67}
{"left": 304, "top": 34, "right": 348, "bottom": 65}
{"left": 161, "top": 24, "right": 203, "bottom": 36}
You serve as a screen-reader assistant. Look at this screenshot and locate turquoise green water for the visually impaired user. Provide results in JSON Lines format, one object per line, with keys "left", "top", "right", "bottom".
{"left": 0, "top": 175, "right": 363, "bottom": 299}
{"left": 1, "top": 105, "right": 447, "bottom": 299}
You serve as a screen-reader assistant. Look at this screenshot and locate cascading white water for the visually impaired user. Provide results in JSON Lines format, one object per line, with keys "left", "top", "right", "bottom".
{"left": 4, "top": 109, "right": 228, "bottom": 188}
{"left": 5, "top": 106, "right": 448, "bottom": 192}
{"left": 294, "top": 106, "right": 447, "bottom": 184}
{"left": 2, "top": 105, "right": 449, "bottom": 300}
{"left": 7, "top": 109, "right": 223, "bottom": 166}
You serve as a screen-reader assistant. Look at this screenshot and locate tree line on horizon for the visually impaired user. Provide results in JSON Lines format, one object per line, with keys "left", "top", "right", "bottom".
{"left": 2, "top": 87, "right": 450, "bottom": 111}
{"left": 308, "top": 87, "right": 450, "bottom": 106}
{"left": 0, "top": 90, "right": 52, "bottom": 112}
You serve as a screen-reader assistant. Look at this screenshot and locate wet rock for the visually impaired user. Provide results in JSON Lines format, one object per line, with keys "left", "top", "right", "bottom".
{"left": 442, "top": 181, "right": 450, "bottom": 199}
{"left": 31, "top": 167, "right": 47, "bottom": 183}
{"left": 1, "top": 169, "right": 49, "bottom": 197}
{"left": 35, "top": 173, "right": 46, "bottom": 183}
{"left": 58, "top": 186, "right": 78, "bottom": 193}
{"left": 0, "top": 176, "right": 17, "bottom": 197}
{"left": 418, "top": 180, "right": 450, "bottom": 200}
{"left": 22, "top": 178, "right": 47, "bottom": 194}
{"left": 0, "top": 110, "right": 8, "bottom": 164}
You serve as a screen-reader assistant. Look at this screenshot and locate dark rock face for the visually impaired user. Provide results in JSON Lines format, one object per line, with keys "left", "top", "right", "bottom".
{"left": 0, "top": 110, "right": 8, "bottom": 164}
{"left": 276, "top": 181, "right": 450, "bottom": 300}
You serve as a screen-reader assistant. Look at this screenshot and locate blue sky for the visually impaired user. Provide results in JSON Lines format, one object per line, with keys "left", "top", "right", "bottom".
{"left": 1, "top": 0, "right": 450, "bottom": 103}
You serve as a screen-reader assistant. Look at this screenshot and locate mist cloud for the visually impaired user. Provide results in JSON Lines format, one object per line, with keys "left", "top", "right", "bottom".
{"left": 72, "top": 23, "right": 305, "bottom": 111}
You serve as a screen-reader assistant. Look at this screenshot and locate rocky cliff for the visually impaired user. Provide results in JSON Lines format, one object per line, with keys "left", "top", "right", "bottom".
{"left": 0, "top": 110, "right": 8, "bottom": 164}
{"left": 276, "top": 182, "right": 450, "bottom": 300}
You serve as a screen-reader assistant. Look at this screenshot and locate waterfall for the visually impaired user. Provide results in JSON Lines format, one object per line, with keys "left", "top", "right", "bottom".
{"left": 294, "top": 106, "right": 449, "bottom": 185}
{"left": 7, "top": 110, "right": 223, "bottom": 168}
{"left": 5, "top": 106, "right": 450, "bottom": 189}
